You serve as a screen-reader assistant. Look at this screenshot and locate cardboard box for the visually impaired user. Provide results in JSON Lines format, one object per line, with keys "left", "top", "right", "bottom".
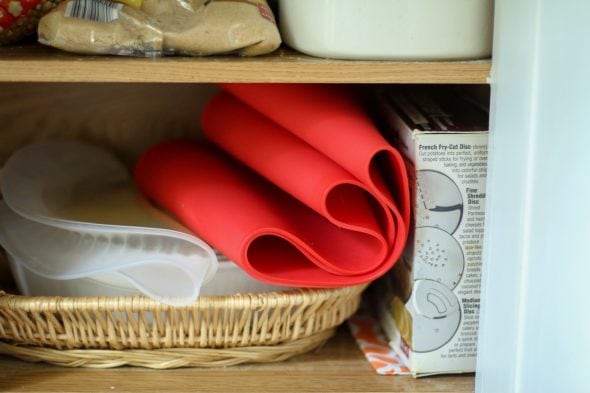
{"left": 375, "top": 86, "right": 489, "bottom": 376}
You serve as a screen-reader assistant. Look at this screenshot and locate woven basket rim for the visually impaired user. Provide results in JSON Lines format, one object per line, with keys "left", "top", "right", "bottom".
{"left": 0, "top": 284, "right": 365, "bottom": 365}
{"left": 0, "top": 328, "right": 336, "bottom": 369}
{"left": 0, "top": 285, "right": 367, "bottom": 312}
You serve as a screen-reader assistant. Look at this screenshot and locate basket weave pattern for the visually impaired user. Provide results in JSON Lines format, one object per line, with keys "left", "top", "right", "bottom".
{"left": 0, "top": 286, "right": 365, "bottom": 368}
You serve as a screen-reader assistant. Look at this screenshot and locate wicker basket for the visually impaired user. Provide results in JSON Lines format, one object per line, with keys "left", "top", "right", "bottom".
{"left": 0, "top": 284, "right": 365, "bottom": 369}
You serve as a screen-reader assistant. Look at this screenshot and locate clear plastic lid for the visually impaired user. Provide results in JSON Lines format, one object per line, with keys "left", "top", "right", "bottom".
{"left": 0, "top": 141, "right": 218, "bottom": 305}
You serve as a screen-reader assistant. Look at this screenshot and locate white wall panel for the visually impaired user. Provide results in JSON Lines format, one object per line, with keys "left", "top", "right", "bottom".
{"left": 477, "top": 1, "right": 590, "bottom": 392}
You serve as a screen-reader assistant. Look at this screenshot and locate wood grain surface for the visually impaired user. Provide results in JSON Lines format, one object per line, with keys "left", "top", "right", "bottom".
{"left": 0, "top": 328, "right": 475, "bottom": 393}
{"left": 0, "top": 68, "right": 482, "bottom": 393}
{"left": 0, "top": 45, "right": 491, "bottom": 84}
{"left": 0, "top": 83, "right": 217, "bottom": 167}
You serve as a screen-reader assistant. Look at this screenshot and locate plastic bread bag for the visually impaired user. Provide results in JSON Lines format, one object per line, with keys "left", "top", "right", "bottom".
{"left": 38, "top": 0, "right": 164, "bottom": 56}
{"left": 145, "top": 0, "right": 281, "bottom": 56}
{"left": 37, "top": 0, "right": 281, "bottom": 57}
{"left": 0, "top": 0, "right": 63, "bottom": 45}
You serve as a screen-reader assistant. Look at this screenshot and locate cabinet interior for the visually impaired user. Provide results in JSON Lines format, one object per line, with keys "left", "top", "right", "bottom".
{"left": 0, "top": 78, "right": 488, "bottom": 393}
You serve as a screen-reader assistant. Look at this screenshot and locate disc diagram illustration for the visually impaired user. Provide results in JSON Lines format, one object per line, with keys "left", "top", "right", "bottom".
{"left": 407, "top": 169, "right": 466, "bottom": 353}
{"left": 414, "top": 226, "right": 465, "bottom": 290}
{"left": 416, "top": 170, "right": 463, "bottom": 235}
{"left": 408, "top": 279, "right": 461, "bottom": 353}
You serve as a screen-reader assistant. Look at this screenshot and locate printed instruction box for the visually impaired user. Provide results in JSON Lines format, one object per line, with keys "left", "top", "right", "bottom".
{"left": 375, "top": 86, "right": 489, "bottom": 377}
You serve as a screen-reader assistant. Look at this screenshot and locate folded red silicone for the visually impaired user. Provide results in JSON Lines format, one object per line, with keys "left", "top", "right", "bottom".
{"left": 135, "top": 84, "right": 410, "bottom": 287}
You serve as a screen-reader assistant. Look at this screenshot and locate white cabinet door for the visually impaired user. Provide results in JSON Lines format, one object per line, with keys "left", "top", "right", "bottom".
{"left": 477, "top": 1, "right": 590, "bottom": 393}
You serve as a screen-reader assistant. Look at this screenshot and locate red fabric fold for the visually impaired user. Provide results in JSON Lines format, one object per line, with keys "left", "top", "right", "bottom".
{"left": 220, "top": 84, "right": 411, "bottom": 229}
{"left": 135, "top": 84, "right": 409, "bottom": 287}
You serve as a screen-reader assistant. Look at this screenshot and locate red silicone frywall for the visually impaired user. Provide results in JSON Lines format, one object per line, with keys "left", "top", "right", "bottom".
{"left": 220, "top": 83, "right": 411, "bottom": 229}
{"left": 202, "top": 93, "right": 396, "bottom": 248}
{"left": 136, "top": 142, "right": 391, "bottom": 286}
{"left": 135, "top": 85, "right": 409, "bottom": 287}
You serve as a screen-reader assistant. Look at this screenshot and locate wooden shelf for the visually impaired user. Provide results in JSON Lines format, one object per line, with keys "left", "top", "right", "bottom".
{"left": 0, "top": 328, "right": 474, "bottom": 393}
{"left": 0, "top": 45, "right": 491, "bottom": 84}
{"left": 0, "top": 43, "right": 483, "bottom": 392}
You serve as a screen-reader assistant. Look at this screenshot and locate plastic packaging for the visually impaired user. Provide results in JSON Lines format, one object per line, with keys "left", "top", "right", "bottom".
{"left": 0, "top": 141, "right": 219, "bottom": 305}
{"left": 39, "top": 0, "right": 163, "bottom": 56}
{"left": 38, "top": 0, "right": 281, "bottom": 57}
{"left": 278, "top": 0, "right": 494, "bottom": 60}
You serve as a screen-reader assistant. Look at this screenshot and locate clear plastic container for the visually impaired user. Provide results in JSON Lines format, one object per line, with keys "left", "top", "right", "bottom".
{"left": 278, "top": 0, "right": 494, "bottom": 60}
{"left": 0, "top": 142, "right": 219, "bottom": 305}
{"left": 7, "top": 252, "right": 286, "bottom": 298}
